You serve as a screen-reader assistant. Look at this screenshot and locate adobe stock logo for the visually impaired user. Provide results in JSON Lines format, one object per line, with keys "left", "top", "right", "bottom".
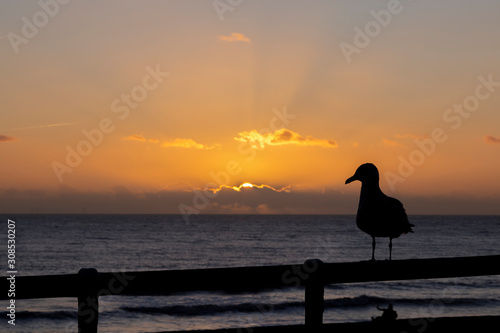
{"left": 52, "top": 65, "right": 169, "bottom": 182}
{"left": 384, "top": 74, "right": 500, "bottom": 191}
{"left": 6, "top": 0, "right": 72, "bottom": 54}
{"left": 212, "top": 0, "right": 244, "bottom": 21}
{"left": 340, "top": 0, "right": 413, "bottom": 64}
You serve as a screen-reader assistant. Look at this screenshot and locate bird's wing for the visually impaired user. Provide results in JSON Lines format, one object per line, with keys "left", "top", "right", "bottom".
{"left": 383, "top": 196, "right": 414, "bottom": 234}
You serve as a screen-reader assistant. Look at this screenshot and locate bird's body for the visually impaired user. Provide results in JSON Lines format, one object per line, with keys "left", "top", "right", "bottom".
{"left": 346, "top": 163, "right": 414, "bottom": 260}
{"left": 356, "top": 183, "right": 412, "bottom": 238}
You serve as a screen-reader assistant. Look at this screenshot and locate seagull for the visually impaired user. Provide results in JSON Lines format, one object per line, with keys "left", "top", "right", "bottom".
{"left": 345, "top": 163, "right": 414, "bottom": 260}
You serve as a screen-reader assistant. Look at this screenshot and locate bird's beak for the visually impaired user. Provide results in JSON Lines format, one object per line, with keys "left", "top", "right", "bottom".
{"left": 345, "top": 175, "right": 356, "bottom": 184}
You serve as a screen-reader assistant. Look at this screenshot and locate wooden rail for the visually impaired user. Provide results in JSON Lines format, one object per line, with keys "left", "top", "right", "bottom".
{"left": 2, "top": 255, "right": 500, "bottom": 332}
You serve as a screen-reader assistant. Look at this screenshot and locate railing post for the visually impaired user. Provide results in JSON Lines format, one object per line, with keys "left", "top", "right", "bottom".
{"left": 304, "top": 259, "right": 324, "bottom": 329}
{"left": 78, "top": 268, "right": 99, "bottom": 333}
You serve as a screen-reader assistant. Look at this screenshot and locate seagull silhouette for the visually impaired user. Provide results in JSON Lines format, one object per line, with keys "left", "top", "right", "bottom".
{"left": 345, "top": 163, "right": 414, "bottom": 260}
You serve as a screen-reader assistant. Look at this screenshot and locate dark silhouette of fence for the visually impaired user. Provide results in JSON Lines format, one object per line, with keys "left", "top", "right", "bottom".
{"left": 2, "top": 255, "right": 500, "bottom": 332}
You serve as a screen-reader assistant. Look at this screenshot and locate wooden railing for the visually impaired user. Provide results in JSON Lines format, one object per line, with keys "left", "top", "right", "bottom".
{"left": 2, "top": 255, "right": 500, "bottom": 332}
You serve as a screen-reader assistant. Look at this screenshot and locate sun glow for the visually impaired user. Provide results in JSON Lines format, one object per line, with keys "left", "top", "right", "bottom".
{"left": 207, "top": 183, "right": 291, "bottom": 194}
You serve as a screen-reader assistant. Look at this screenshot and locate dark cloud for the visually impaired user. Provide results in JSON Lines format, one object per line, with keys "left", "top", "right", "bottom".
{"left": 0, "top": 135, "right": 16, "bottom": 142}
{"left": 0, "top": 186, "right": 499, "bottom": 215}
{"left": 484, "top": 135, "right": 500, "bottom": 144}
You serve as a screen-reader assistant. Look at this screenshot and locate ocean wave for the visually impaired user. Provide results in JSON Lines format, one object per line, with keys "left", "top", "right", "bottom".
{"left": 122, "top": 302, "right": 301, "bottom": 317}
{"left": 0, "top": 310, "right": 76, "bottom": 320}
{"left": 326, "top": 295, "right": 500, "bottom": 308}
{"left": 122, "top": 295, "right": 500, "bottom": 317}
{"left": 3, "top": 295, "right": 498, "bottom": 320}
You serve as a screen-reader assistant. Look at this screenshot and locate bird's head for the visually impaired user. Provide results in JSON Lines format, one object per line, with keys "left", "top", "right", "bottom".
{"left": 345, "top": 163, "right": 380, "bottom": 185}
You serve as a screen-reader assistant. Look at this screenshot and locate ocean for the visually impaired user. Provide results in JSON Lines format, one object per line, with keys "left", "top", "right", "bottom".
{"left": 1, "top": 214, "right": 499, "bottom": 332}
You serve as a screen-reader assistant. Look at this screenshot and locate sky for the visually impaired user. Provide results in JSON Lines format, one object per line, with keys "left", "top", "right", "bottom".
{"left": 1, "top": 0, "right": 500, "bottom": 215}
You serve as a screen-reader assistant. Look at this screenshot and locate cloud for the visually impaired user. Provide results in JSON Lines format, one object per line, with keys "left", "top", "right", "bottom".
{"left": 0, "top": 135, "right": 16, "bottom": 142}
{"left": 383, "top": 134, "right": 429, "bottom": 148}
{"left": 207, "top": 183, "right": 291, "bottom": 194}
{"left": 123, "top": 134, "right": 159, "bottom": 143}
{"left": 382, "top": 133, "right": 430, "bottom": 148}
{"left": 234, "top": 128, "right": 337, "bottom": 149}
{"left": 207, "top": 203, "right": 255, "bottom": 214}
{"left": 185, "top": 185, "right": 358, "bottom": 215}
{"left": 124, "top": 134, "right": 147, "bottom": 142}
{"left": 161, "top": 138, "right": 218, "bottom": 150}
{"left": 2, "top": 186, "right": 500, "bottom": 215}
{"left": 382, "top": 138, "right": 404, "bottom": 148}
{"left": 218, "top": 32, "right": 251, "bottom": 43}
{"left": 124, "top": 134, "right": 219, "bottom": 149}
{"left": 484, "top": 135, "right": 500, "bottom": 144}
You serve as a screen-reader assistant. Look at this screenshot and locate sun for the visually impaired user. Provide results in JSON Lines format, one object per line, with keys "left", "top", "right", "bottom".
{"left": 241, "top": 183, "right": 254, "bottom": 188}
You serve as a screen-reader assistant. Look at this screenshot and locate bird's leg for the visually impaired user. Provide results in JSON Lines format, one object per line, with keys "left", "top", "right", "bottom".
{"left": 389, "top": 238, "right": 393, "bottom": 261}
{"left": 372, "top": 237, "right": 376, "bottom": 261}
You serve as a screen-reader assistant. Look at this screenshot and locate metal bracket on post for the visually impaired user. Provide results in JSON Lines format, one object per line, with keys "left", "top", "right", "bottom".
{"left": 304, "top": 259, "right": 324, "bottom": 329}
{"left": 78, "top": 268, "right": 99, "bottom": 333}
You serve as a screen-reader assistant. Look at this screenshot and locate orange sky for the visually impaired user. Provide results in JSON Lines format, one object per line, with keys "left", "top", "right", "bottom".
{"left": 1, "top": 1, "right": 500, "bottom": 214}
